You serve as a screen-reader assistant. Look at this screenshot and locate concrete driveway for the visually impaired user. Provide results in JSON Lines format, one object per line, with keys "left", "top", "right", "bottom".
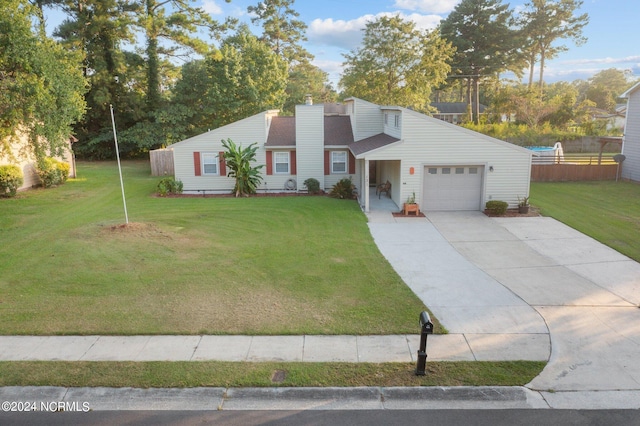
{"left": 368, "top": 211, "right": 640, "bottom": 392}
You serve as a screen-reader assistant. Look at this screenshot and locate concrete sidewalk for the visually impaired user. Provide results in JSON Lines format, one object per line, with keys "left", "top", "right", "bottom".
{"left": 0, "top": 333, "right": 548, "bottom": 363}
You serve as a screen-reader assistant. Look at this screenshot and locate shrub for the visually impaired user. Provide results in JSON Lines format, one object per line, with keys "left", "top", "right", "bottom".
{"left": 0, "top": 164, "right": 24, "bottom": 197}
{"left": 157, "top": 177, "right": 183, "bottom": 197}
{"left": 485, "top": 200, "right": 508, "bottom": 215}
{"left": 37, "top": 157, "right": 69, "bottom": 188}
{"left": 329, "top": 177, "right": 356, "bottom": 199}
{"left": 304, "top": 178, "right": 321, "bottom": 194}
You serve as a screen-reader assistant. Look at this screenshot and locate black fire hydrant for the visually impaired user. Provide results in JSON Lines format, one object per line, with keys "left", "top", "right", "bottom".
{"left": 415, "top": 311, "right": 434, "bottom": 376}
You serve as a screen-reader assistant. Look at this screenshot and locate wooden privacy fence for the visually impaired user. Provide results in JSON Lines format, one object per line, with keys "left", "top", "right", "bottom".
{"left": 531, "top": 163, "right": 619, "bottom": 182}
{"left": 149, "top": 149, "right": 175, "bottom": 176}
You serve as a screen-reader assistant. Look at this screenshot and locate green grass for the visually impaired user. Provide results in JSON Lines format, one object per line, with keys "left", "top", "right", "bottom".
{"left": 530, "top": 181, "right": 640, "bottom": 262}
{"left": 0, "top": 161, "right": 429, "bottom": 335}
{"left": 0, "top": 361, "right": 545, "bottom": 388}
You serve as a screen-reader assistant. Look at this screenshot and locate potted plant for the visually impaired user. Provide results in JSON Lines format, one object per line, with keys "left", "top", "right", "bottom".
{"left": 518, "top": 196, "right": 530, "bottom": 214}
{"left": 403, "top": 192, "right": 420, "bottom": 216}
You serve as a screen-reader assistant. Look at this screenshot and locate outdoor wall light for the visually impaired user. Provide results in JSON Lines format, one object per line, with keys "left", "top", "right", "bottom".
{"left": 489, "top": 166, "right": 494, "bottom": 172}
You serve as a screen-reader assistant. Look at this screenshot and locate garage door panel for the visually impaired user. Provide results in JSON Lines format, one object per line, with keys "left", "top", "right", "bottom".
{"left": 423, "top": 166, "right": 483, "bottom": 211}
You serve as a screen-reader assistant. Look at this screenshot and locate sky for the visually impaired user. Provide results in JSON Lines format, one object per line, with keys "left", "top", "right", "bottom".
{"left": 203, "top": 0, "right": 640, "bottom": 88}
{"left": 45, "top": 0, "right": 640, "bottom": 89}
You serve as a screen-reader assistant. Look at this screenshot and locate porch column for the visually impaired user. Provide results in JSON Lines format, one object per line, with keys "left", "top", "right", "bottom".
{"left": 364, "top": 159, "right": 370, "bottom": 213}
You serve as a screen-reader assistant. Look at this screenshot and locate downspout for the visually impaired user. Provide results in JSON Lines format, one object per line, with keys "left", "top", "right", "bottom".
{"left": 364, "top": 158, "right": 370, "bottom": 213}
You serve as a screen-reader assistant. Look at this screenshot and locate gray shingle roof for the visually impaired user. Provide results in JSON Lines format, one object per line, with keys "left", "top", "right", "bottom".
{"left": 265, "top": 115, "right": 354, "bottom": 147}
{"left": 324, "top": 116, "right": 353, "bottom": 145}
{"left": 265, "top": 117, "right": 295, "bottom": 147}
{"left": 349, "top": 133, "right": 400, "bottom": 157}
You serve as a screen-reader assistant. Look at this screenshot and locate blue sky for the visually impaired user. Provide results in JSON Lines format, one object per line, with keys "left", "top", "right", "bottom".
{"left": 45, "top": 0, "right": 640, "bottom": 88}
{"left": 204, "top": 0, "right": 640, "bottom": 88}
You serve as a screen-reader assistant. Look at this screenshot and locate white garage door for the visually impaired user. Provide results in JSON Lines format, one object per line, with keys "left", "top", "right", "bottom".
{"left": 422, "top": 166, "right": 484, "bottom": 211}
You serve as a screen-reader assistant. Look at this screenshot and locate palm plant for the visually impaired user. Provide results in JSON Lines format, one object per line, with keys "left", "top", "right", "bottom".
{"left": 221, "top": 138, "right": 264, "bottom": 197}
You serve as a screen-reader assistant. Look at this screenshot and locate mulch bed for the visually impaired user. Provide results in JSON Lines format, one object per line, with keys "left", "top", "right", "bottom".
{"left": 483, "top": 207, "right": 541, "bottom": 217}
{"left": 158, "top": 191, "right": 327, "bottom": 198}
{"left": 391, "top": 211, "right": 427, "bottom": 218}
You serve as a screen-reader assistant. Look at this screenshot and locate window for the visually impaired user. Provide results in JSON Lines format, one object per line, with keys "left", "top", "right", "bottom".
{"left": 456, "top": 168, "right": 465, "bottom": 174}
{"left": 442, "top": 167, "right": 451, "bottom": 174}
{"left": 384, "top": 113, "right": 389, "bottom": 125}
{"left": 202, "top": 153, "right": 218, "bottom": 175}
{"left": 274, "top": 152, "right": 290, "bottom": 174}
{"left": 469, "top": 167, "right": 478, "bottom": 174}
{"left": 331, "top": 151, "right": 347, "bottom": 173}
{"left": 394, "top": 114, "right": 401, "bottom": 128}
{"left": 428, "top": 168, "right": 438, "bottom": 174}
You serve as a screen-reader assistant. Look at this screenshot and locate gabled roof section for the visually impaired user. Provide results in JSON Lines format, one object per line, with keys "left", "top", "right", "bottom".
{"left": 265, "top": 116, "right": 295, "bottom": 147}
{"left": 325, "top": 116, "right": 354, "bottom": 146}
{"left": 621, "top": 81, "right": 640, "bottom": 98}
{"left": 349, "top": 133, "right": 400, "bottom": 157}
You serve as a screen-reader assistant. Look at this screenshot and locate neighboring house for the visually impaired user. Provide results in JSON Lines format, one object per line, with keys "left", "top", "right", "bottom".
{"left": 431, "top": 102, "right": 487, "bottom": 124}
{"left": 620, "top": 82, "right": 640, "bottom": 182}
{"left": 0, "top": 132, "right": 76, "bottom": 191}
{"left": 589, "top": 106, "right": 626, "bottom": 132}
{"left": 167, "top": 97, "right": 531, "bottom": 212}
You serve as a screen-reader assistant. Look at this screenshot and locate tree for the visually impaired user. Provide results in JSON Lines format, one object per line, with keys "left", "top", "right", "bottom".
{"left": 133, "top": 0, "right": 233, "bottom": 114}
{"left": 283, "top": 62, "right": 336, "bottom": 114}
{"left": 340, "top": 15, "right": 453, "bottom": 112}
{"left": 221, "top": 138, "right": 264, "bottom": 197}
{"left": 248, "top": 0, "right": 311, "bottom": 64}
{"left": 439, "top": 0, "right": 521, "bottom": 123}
{"left": 518, "top": 0, "right": 589, "bottom": 89}
{"left": 0, "top": 0, "right": 86, "bottom": 161}
{"left": 51, "top": 0, "right": 138, "bottom": 159}
{"left": 204, "top": 25, "right": 288, "bottom": 128}
{"left": 584, "top": 68, "right": 637, "bottom": 112}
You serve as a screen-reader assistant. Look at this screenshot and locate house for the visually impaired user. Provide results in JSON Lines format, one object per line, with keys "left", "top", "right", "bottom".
{"left": 0, "top": 132, "right": 76, "bottom": 191}
{"left": 167, "top": 97, "right": 532, "bottom": 212}
{"left": 431, "top": 102, "right": 487, "bottom": 124}
{"left": 620, "top": 82, "right": 640, "bottom": 182}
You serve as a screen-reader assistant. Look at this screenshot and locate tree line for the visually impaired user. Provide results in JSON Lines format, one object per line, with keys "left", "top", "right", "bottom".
{"left": 1, "top": 0, "right": 637, "bottom": 162}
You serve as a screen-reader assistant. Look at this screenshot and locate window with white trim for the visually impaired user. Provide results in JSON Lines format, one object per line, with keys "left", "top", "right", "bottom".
{"left": 331, "top": 151, "right": 347, "bottom": 174}
{"left": 394, "top": 114, "right": 401, "bottom": 128}
{"left": 202, "top": 153, "right": 219, "bottom": 175}
{"left": 384, "top": 113, "right": 389, "bottom": 125}
{"left": 274, "top": 151, "right": 290, "bottom": 174}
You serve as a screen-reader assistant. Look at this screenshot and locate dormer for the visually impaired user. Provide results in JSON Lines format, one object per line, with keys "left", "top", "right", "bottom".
{"left": 382, "top": 107, "right": 402, "bottom": 139}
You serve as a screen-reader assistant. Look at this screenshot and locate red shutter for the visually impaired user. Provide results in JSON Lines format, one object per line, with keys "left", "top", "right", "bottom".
{"left": 219, "top": 151, "right": 226, "bottom": 176}
{"left": 290, "top": 150, "right": 296, "bottom": 175}
{"left": 266, "top": 151, "right": 273, "bottom": 175}
{"left": 194, "top": 152, "right": 201, "bottom": 176}
{"left": 324, "top": 151, "right": 330, "bottom": 175}
{"left": 348, "top": 151, "right": 356, "bottom": 174}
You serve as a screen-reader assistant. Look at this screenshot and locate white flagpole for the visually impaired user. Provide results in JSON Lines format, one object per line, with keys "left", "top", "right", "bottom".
{"left": 110, "top": 104, "right": 129, "bottom": 224}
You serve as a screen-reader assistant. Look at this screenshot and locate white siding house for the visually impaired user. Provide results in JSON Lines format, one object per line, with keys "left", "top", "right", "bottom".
{"left": 347, "top": 98, "right": 531, "bottom": 212}
{"left": 166, "top": 97, "right": 531, "bottom": 212}
{"left": 0, "top": 132, "right": 76, "bottom": 192}
{"left": 621, "top": 82, "right": 640, "bottom": 182}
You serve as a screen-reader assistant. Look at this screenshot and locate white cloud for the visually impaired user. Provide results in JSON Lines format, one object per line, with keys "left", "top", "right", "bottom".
{"left": 202, "top": 0, "right": 223, "bottom": 15}
{"left": 561, "top": 56, "right": 640, "bottom": 65}
{"left": 308, "top": 12, "right": 442, "bottom": 51}
{"left": 393, "top": 0, "right": 460, "bottom": 14}
{"left": 312, "top": 59, "right": 344, "bottom": 75}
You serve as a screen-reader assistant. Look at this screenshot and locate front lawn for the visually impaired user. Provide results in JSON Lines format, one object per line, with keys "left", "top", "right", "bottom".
{"left": 0, "top": 161, "right": 428, "bottom": 335}
{"left": 530, "top": 181, "right": 640, "bottom": 262}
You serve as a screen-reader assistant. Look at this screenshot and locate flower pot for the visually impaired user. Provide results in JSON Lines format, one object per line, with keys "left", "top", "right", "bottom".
{"left": 518, "top": 205, "right": 529, "bottom": 214}
{"left": 403, "top": 203, "right": 420, "bottom": 216}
